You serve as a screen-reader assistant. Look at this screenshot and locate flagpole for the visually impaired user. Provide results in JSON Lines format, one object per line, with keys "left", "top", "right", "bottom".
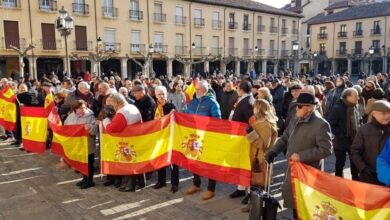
{"left": 99, "top": 123, "right": 103, "bottom": 181}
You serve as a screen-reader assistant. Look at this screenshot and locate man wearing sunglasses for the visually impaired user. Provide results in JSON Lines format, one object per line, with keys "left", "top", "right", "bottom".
{"left": 265, "top": 92, "right": 333, "bottom": 219}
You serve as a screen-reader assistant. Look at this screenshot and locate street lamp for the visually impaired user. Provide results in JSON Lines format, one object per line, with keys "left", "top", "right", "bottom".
{"left": 292, "top": 42, "right": 299, "bottom": 76}
{"left": 369, "top": 46, "right": 374, "bottom": 75}
{"left": 90, "top": 37, "right": 114, "bottom": 77}
{"left": 148, "top": 44, "right": 154, "bottom": 77}
{"left": 190, "top": 42, "right": 195, "bottom": 77}
{"left": 313, "top": 52, "right": 318, "bottom": 75}
{"left": 56, "top": 6, "right": 74, "bottom": 77}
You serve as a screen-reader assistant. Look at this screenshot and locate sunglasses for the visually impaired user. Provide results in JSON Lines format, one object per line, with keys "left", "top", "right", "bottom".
{"left": 297, "top": 104, "right": 310, "bottom": 109}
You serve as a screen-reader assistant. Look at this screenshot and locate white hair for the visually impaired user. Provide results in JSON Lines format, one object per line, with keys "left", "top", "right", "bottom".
{"left": 78, "top": 81, "right": 90, "bottom": 90}
{"left": 118, "top": 87, "right": 128, "bottom": 95}
{"left": 110, "top": 93, "right": 127, "bottom": 104}
{"left": 155, "top": 85, "right": 167, "bottom": 97}
{"left": 197, "top": 80, "right": 209, "bottom": 92}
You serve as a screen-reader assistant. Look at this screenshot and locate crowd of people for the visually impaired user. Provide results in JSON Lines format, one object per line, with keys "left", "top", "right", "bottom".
{"left": 1, "top": 69, "right": 390, "bottom": 219}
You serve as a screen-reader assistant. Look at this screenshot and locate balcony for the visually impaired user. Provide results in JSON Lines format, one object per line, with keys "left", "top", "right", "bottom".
{"left": 371, "top": 28, "right": 381, "bottom": 35}
{"left": 270, "top": 26, "right": 278, "bottom": 33}
{"left": 175, "top": 16, "right": 187, "bottom": 25}
{"left": 194, "top": 18, "right": 205, "bottom": 27}
{"left": 281, "top": 27, "right": 288, "bottom": 35}
{"left": 353, "top": 30, "right": 363, "bottom": 37}
{"left": 269, "top": 50, "right": 278, "bottom": 57}
{"left": 193, "top": 47, "right": 205, "bottom": 56}
{"left": 40, "top": 39, "right": 62, "bottom": 51}
{"left": 255, "top": 49, "right": 265, "bottom": 56}
{"left": 317, "top": 33, "right": 328, "bottom": 40}
{"left": 175, "top": 46, "right": 187, "bottom": 55}
{"left": 243, "top": 24, "right": 251, "bottom": 31}
{"left": 319, "top": 50, "right": 327, "bottom": 56}
{"left": 336, "top": 49, "right": 348, "bottom": 57}
{"left": 352, "top": 49, "right": 364, "bottom": 56}
{"left": 72, "top": 3, "right": 89, "bottom": 15}
{"left": 73, "top": 40, "right": 93, "bottom": 51}
{"left": 154, "top": 13, "right": 167, "bottom": 23}
{"left": 257, "top": 25, "right": 265, "bottom": 33}
{"left": 0, "top": 0, "right": 21, "bottom": 8}
{"left": 154, "top": 43, "right": 168, "bottom": 53}
{"left": 1, "top": 37, "right": 26, "bottom": 50}
{"left": 102, "top": 7, "right": 118, "bottom": 18}
{"left": 103, "top": 42, "right": 120, "bottom": 52}
{"left": 212, "top": 20, "right": 222, "bottom": 29}
{"left": 281, "top": 50, "right": 290, "bottom": 57}
{"left": 130, "top": 44, "right": 145, "bottom": 54}
{"left": 129, "top": 10, "right": 143, "bottom": 21}
{"left": 211, "top": 47, "right": 223, "bottom": 55}
{"left": 242, "top": 48, "right": 252, "bottom": 56}
{"left": 292, "top": 28, "right": 299, "bottom": 35}
{"left": 228, "top": 22, "right": 238, "bottom": 30}
{"left": 337, "top": 32, "right": 347, "bottom": 38}
{"left": 39, "top": 0, "right": 57, "bottom": 12}
{"left": 373, "top": 47, "right": 381, "bottom": 55}
{"left": 228, "top": 48, "right": 238, "bottom": 55}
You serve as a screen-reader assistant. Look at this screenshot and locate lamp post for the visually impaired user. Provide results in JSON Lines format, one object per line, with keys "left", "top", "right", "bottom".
{"left": 88, "top": 37, "right": 114, "bottom": 77}
{"left": 190, "top": 42, "right": 195, "bottom": 77}
{"left": 9, "top": 44, "right": 35, "bottom": 78}
{"left": 369, "top": 46, "right": 374, "bottom": 75}
{"left": 253, "top": 46, "right": 258, "bottom": 74}
{"left": 148, "top": 44, "right": 154, "bottom": 77}
{"left": 292, "top": 41, "right": 299, "bottom": 77}
{"left": 313, "top": 52, "right": 318, "bottom": 75}
{"left": 382, "top": 45, "right": 386, "bottom": 73}
{"left": 56, "top": 6, "right": 74, "bottom": 77}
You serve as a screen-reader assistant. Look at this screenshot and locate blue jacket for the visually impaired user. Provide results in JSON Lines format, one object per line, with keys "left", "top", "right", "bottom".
{"left": 377, "top": 138, "right": 390, "bottom": 186}
{"left": 186, "top": 94, "right": 221, "bottom": 119}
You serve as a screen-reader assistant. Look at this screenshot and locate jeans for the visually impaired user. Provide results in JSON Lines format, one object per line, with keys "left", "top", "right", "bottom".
{"left": 335, "top": 149, "right": 359, "bottom": 180}
{"left": 193, "top": 174, "right": 216, "bottom": 192}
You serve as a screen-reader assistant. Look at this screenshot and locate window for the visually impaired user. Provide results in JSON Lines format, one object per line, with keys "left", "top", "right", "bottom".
{"left": 75, "top": 25, "right": 88, "bottom": 51}
{"left": 130, "top": 0, "right": 139, "bottom": 10}
{"left": 243, "top": 38, "right": 249, "bottom": 49}
{"left": 257, "top": 39, "right": 262, "bottom": 49}
{"left": 154, "top": 2, "right": 165, "bottom": 22}
{"left": 154, "top": 32, "right": 164, "bottom": 52}
{"left": 270, "top": 40, "right": 275, "bottom": 56}
{"left": 40, "top": 0, "right": 51, "bottom": 9}
{"left": 292, "top": 20, "right": 296, "bottom": 29}
{"left": 175, "top": 6, "right": 185, "bottom": 24}
{"left": 270, "top": 18, "right": 275, "bottom": 27}
{"left": 356, "top": 22, "right": 362, "bottom": 31}
{"left": 243, "top": 14, "right": 249, "bottom": 30}
{"left": 103, "top": 0, "right": 114, "bottom": 17}
{"left": 129, "top": 0, "right": 141, "bottom": 20}
{"left": 212, "top": 11, "right": 221, "bottom": 28}
{"left": 373, "top": 40, "right": 380, "bottom": 52}
{"left": 320, "top": 43, "right": 326, "bottom": 54}
{"left": 3, "top": 20, "right": 20, "bottom": 49}
{"left": 229, "top": 37, "right": 235, "bottom": 54}
{"left": 373, "top": 21, "right": 380, "bottom": 34}
{"left": 194, "top": 35, "right": 202, "bottom": 54}
{"left": 257, "top": 16, "right": 262, "bottom": 25}
{"left": 212, "top": 36, "right": 220, "bottom": 54}
{"left": 320, "top": 27, "right": 326, "bottom": 34}
{"left": 340, "top": 24, "right": 346, "bottom": 32}
{"left": 41, "top": 23, "right": 56, "bottom": 50}
{"left": 131, "top": 30, "right": 141, "bottom": 52}
{"left": 339, "top": 42, "right": 346, "bottom": 55}
{"left": 2, "top": 0, "right": 16, "bottom": 8}
{"left": 194, "top": 9, "right": 203, "bottom": 26}
{"left": 104, "top": 28, "right": 116, "bottom": 51}
{"left": 229, "top": 13, "right": 235, "bottom": 29}
{"left": 281, "top": 41, "right": 286, "bottom": 50}
{"left": 175, "top": 34, "right": 184, "bottom": 54}
{"left": 282, "top": 19, "right": 286, "bottom": 28}
{"left": 355, "top": 41, "right": 362, "bottom": 54}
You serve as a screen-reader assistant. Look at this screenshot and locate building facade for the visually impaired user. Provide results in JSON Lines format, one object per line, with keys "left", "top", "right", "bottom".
{"left": 308, "top": 1, "right": 390, "bottom": 75}
{"left": 0, "top": 0, "right": 301, "bottom": 79}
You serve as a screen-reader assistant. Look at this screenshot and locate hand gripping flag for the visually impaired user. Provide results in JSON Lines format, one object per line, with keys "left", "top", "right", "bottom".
{"left": 20, "top": 106, "right": 48, "bottom": 153}
{"left": 0, "top": 85, "right": 17, "bottom": 131}
{"left": 290, "top": 161, "right": 390, "bottom": 220}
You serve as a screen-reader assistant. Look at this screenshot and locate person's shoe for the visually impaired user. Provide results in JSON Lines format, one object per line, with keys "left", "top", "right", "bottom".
{"left": 76, "top": 179, "right": 87, "bottom": 187}
{"left": 153, "top": 182, "right": 166, "bottom": 189}
{"left": 103, "top": 180, "right": 114, "bottom": 187}
{"left": 241, "top": 194, "right": 250, "bottom": 204}
{"left": 202, "top": 190, "right": 215, "bottom": 200}
{"left": 241, "top": 205, "right": 250, "bottom": 213}
{"left": 229, "top": 190, "right": 246, "bottom": 198}
{"left": 19, "top": 147, "right": 25, "bottom": 151}
{"left": 0, "top": 135, "right": 8, "bottom": 140}
{"left": 135, "top": 184, "right": 145, "bottom": 191}
{"left": 114, "top": 178, "right": 122, "bottom": 188}
{"left": 185, "top": 186, "right": 200, "bottom": 195}
{"left": 170, "top": 185, "right": 178, "bottom": 193}
{"left": 10, "top": 141, "right": 21, "bottom": 146}
{"left": 118, "top": 186, "right": 135, "bottom": 192}
{"left": 80, "top": 181, "right": 95, "bottom": 189}
{"left": 4, "top": 137, "right": 14, "bottom": 142}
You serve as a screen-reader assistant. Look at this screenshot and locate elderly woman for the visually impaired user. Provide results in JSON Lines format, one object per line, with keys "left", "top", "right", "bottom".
{"left": 64, "top": 100, "right": 98, "bottom": 189}
{"left": 101, "top": 93, "right": 143, "bottom": 192}
{"left": 153, "top": 86, "right": 179, "bottom": 193}
{"left": 168, "top": 82, "right": 187, "bottom": 113}
{"left": 118, "top": 87, "right": 134, "bottom": 104}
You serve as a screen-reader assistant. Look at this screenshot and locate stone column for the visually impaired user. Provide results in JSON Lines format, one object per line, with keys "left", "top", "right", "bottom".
{"left": 204, "top": 60, "right": 209, "bottom": 73}
{"left": 185, "top": 64, "right": 190, "bottom": 78}
{"left": 286, "top": 60, "right": 290, "bottom": 72}
{"left": 121, "top": 58, "right": 128, "bottom": 79}
{"left": 221, "top": 62, "right": 226, "bottom": 74}
{"left": 262, "top": 60, "right": 267, "bottom": 74}
{"left": 347, "top": 58, "right": 352, "bottom": 75}
{"left": 28, "top": 56, "right": 37, "bottom": 79}
{"left": 331, "top": 59, "right": 337, "bottom": 74}
{"left": 166, "top": 59, "right": 173, "bottom": 79}
{"left": 235, "top": 60, "right": 240, "bottom": 76}
{"left": 383, "top": 56, "right": 387, "bottom": 73}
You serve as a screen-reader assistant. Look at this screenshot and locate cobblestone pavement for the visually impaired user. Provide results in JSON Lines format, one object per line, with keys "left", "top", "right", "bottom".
{"left": 0, "top": 140, "right": 351, "bottom": 220}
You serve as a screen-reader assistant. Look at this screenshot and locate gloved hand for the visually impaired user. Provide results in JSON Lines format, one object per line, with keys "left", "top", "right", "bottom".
{"left": 265, "top": 151, "right": 277, "bottom": 163}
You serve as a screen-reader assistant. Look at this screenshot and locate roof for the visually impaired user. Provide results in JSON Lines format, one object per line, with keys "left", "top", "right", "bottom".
{"left": 307, "top": 2, "right": 390, "bottom": 25}
{"left": 324, "top": 0, "right": 351, "bottom": 11}
{"left": 185, "top": 0, "right": 303, "bottom": 18}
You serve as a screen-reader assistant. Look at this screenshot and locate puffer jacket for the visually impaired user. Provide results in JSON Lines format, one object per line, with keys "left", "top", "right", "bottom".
{"left": 64, "top": 108, "right": 98, "bottom": 154}
{"left": 186, "top": 94, "right": 221, "bottom": 118}
{"left": 377, "top": 138, "right": 390, "bottom": 186}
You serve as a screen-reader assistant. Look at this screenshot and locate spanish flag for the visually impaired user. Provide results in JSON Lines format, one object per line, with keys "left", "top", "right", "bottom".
{"left": 20, "top": 107, "right": 48, "bottom": 153}
{"left": 184, "top": 79, "right": 198, "bottom": 104}
{"left": 0, "top": 85, "right": 17, "bottom": 131}
{"left": 44, "top": 92, "right": 55, "bottom": 116}
{"left": 49, "top": 122, "right": 89, "bottom": 176}
{"left": 290, "top": 161, "right": 390, "bottom": 220}
{"left": 171, "top": 112, "right": 251, "bottom": 186}
{"left": 100, "top": 114, "right": 171, "bottom": 175}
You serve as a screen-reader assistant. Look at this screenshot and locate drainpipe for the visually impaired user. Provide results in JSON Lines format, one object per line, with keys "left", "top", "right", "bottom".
{"left": 94, "top": 0, "right": 98, "bottom": 46}
{"left": 27, "top": 0, "right": 36, "bottom": 78}
{"left": 276, "top": 15, "right": 281, "bottom": 76}
{"left": 189, "top": 2, "right": 192, "bottom": 77}
{"left": 147, "top": 0, "right": 150, "bottom": 45}
{"left": 384, "top": 16, "right": 387, "bottom": 73}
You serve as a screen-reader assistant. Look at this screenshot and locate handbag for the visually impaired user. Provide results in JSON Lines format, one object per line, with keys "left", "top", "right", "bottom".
{"left": 251, "top": 148, "right": 265, "bottom": 186}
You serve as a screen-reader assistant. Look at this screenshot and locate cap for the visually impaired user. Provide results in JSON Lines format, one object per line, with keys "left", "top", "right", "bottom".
{"left": 371, "top": 100, "right": 390, "bottom": 113}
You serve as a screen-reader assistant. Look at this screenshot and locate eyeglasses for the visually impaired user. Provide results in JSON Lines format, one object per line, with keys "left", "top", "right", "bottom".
{"left": 297, "top": 104, "right": 311, "bottom": 109}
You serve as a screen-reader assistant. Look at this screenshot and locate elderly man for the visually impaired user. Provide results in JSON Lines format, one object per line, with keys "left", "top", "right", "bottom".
{"left": 351, "top": 100, "right": 390, "bottom": 185}
{"left": 265, "top": 92, "right": 333, "bottom": 218}
{"left": 329, "top": 88, "right": 361, "bottom": 180}
{"left": 63, "top": 81, "right": 98, "bottom": 116}
{"left": 185, "top": 80, "right": 221, "bottom": 200}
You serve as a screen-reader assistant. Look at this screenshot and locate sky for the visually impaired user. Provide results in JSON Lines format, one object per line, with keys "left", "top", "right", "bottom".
{"left": 254, "top": 0, "right": 291, "bottom": 8}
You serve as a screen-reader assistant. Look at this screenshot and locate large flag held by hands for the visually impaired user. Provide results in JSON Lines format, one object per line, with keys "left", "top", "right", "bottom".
{"left": 184, "top": 79, "right": 198, "bottom": 104}
{"left": 44, "top": 93, "right": 55, "bottom": 116}
{"left": 20, "top": 107, "right": 48, "bottom": 153}
{"left": 0, "top": 85, "right": 17, "bottom": 131}
{"left": 290, "top": 161, "right": 390, "bottom": 220}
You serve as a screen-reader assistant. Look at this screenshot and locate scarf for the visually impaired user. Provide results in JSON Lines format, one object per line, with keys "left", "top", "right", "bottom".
{"left": 154, "top": 102, "right": 164, "bottom": 119}
{"left": 343, "top": 99, "right": 358, "bottom": 138}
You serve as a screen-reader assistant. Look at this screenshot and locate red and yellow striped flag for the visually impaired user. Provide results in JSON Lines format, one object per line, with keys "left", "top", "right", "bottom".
{"left": 171, "top": 112, "right": 251, "bottom": 186}
{"left": 49, "top": 122, "right": 89, "bottom": 176}
{"left": 0, "top": 85, "right": 16, "bottom": 131}
{"left": 291, "top": 161, "right": 390, "bottom": 220}
{"left": 100, "top": 114, "right": 171, "bottom": 175}
{"left": 44, "top": 92, "right": 55, "bottom": 116}
{"left": 184, "top": 79, "right": 198, "bottom": 104}
{"left": 20, "top": 107, "right": 48, "bottom": 153}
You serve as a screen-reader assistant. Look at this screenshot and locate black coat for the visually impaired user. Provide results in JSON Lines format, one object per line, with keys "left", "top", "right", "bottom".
{"left": 219, "top": 90, "right": 238, "bottom": 120}
{"left": 134, "top": 95, "right": 156, "bottom": 122}
{"left": 231, "top": 96, "right": 253, "bottom": 124}
{"left": 17, "top": 92, "right": 40, "bottom": 107}
{"left": 162, "top": 102, "right": 176, "bottom": 115}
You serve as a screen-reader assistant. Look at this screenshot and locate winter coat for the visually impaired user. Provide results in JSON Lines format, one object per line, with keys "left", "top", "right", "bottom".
{"left": 64, "top": 108, "right": 98, "bottom": 154}
{"left": 377, "top": 138, "right": 390, "bottom": 186}
{"left": 351, "top": 119, "right": 390, "bottom": 185}
{"left": 64, "top": 90, "right": 98, "bottom": 116}
{"left": 168, "top": 92, "right": 187, "bottom": 113}
{"left": 324, "top": 86, "right": 345, "bottom": 120}
{"left": 271, "top": 85, "right": 285, "bottom": 115}
{"left": 134, "top": 95, "right": 156, "bottom": 122}
{"left": 231, "top": 95, "right": 253, "bottom": 123}
{"left": 186, "top": 94, "right": 221, "bottom": 119}
{"left": 270, "top": 112, "right": 333, "bottom": 208}
{"left": 219, "top": 90, "right": 238, "bottom": 120}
